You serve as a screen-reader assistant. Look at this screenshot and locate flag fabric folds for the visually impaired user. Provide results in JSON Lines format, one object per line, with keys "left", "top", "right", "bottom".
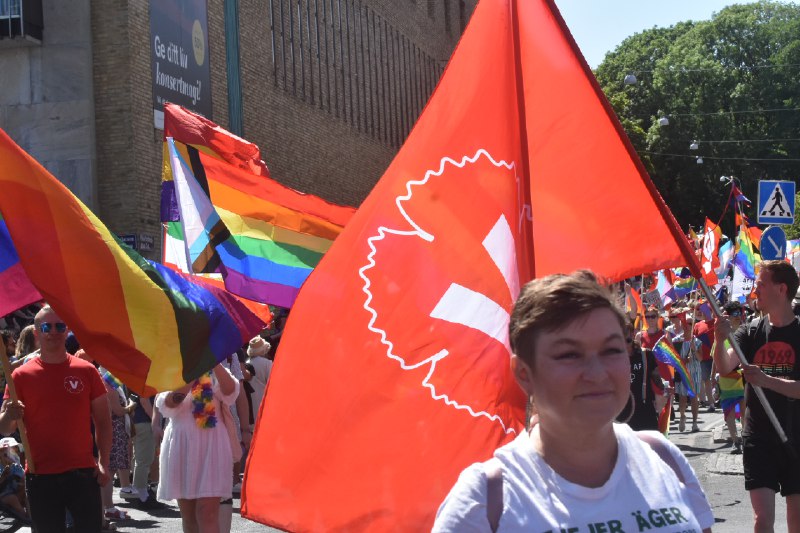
{"left": 652, "top": 336, "right": 696, "bottom": 398}
{"left": 700, "top": 218, "right": 721, "bottom": 285}
{"left": 241, "top": 0, "right": 703, "bottom": 530}
{"left": 717, "top": 240, "right": 734, "bottom": 278}
{"left": 162, "top": 103, "right": 356, "bottom": 308}
{"left": 0, "top": 128, "right": 266, "bottom": 395}
{"left": 0, "top": 214, "right": 42, "bottom": 317}
{"left": 734, "top": 224, "right": 759, "bottom": 280}
{"left": 655, "top": 270, "right": 676, "bottom": 307}
{"left": 673, "top": 275, "right": 697, "bottom": 298}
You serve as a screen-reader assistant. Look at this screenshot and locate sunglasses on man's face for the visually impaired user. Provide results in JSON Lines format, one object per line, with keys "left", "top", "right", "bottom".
{"left": 728, "top": 311, "right": 742, "bottom": 317}
{"left": 39, "top": 322, "right": 67, "bottom": 334}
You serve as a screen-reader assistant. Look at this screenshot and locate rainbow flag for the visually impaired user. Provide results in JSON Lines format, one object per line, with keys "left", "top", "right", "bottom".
{"left": 672, "top": 275, "right": 697, "bottom": 298}
{"left": 655, "top": 270, "right": 675, "bottom": 306}
{"left": 162, "top": 104, "right": 356, "bottom": 308}
{"left": 0, "top": 213, "right": 42, "bottom": 316}
{"left": 652, "top": 336, "right": 695, "bottom": 397}
{"left": 100, "top": 367, "right": 124, "bottom": 391}
{"left": 0, "top": 128, "right": 267, "bottom": 395}
{"left": 734, "top": 224, "right": 758, "bottom": 279}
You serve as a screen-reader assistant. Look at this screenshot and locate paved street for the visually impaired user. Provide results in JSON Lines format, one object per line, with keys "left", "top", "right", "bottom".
{"left": 668, "top": 407, "right": 787, "bottom": 533}
{"left": 0, "top": 407, "right": 790, "bottom": 532}
{"left": 4, "top": 486, "right": 284, "bottom": 533}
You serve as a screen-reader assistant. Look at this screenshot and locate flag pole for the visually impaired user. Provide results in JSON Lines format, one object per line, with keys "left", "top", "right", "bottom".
{"left": 510, "top": 0, "right": 535, "bottom": 278}
{"left": 0, "top": 342, "right": 35, "bottom": 473}
{"left": 696, "top": 278, "right": 792, "bottom": 452}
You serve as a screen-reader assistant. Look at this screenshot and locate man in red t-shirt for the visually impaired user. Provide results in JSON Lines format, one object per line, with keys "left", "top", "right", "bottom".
{"left": 693, "top": 310, "right": 716, "bottom": 412}
{"left": 0, "top": 305, "right": 111, "bottom": 533}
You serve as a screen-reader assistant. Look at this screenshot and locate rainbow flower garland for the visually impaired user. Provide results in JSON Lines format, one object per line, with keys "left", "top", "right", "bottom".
{"left": 191, "top": 372, "right": 216, "bottom": 429}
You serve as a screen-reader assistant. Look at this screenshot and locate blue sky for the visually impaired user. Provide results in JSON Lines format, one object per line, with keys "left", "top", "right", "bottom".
{"left": 552, "top": 1, "right": 786, "bottom": 68}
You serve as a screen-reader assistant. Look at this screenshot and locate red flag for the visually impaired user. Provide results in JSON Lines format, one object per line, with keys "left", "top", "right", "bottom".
{"left": 242, "top": 0, "right": 701, "bottom": 530}
{"left": 700, "top": 217, "right": 721, "bottom": 285}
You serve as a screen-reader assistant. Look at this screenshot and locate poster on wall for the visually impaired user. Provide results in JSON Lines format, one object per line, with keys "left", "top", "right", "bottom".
{"left": 150, "top": 0, "right": 212, "bottom": 129}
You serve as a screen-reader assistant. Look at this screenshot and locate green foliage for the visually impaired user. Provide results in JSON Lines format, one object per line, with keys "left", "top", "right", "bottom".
{"left": 596, "top": 1, "right": 800, "bottom": 236}
{"left": 785, "top": 192, "right": 800, "bottom": 239}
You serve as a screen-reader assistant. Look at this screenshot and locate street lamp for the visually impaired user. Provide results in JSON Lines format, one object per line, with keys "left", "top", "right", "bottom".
{"left": 696, "top": 156, "right": 703, "bottom": 164}
{"left": 690, "top": 141, "right": 699, "bottom": 150}
{"left": 658, "top": 116, "right": 670, "bottom": 126}
{"left": 624, "top": 73, "right": 637, "bottom": 85}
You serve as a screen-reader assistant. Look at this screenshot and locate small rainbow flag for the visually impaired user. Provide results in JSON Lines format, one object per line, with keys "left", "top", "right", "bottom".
{"left": 100, "top": 367, "right": 124, "bottom": 391}
{"left": 652, "top": 336, "right": 695, "bottom": 397}
{"left": 672, "top": 276, "right": 697, "bottom": 298}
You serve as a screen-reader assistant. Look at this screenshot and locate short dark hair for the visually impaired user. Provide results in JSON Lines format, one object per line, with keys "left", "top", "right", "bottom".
{"left": 760, "top": 260, "right": 799, "bottom": 303}
{"left": 509, "top": 271, "right": 627, "bottom": 368}
{"left": 723, "top": 301, "right": 742, "bottom": 314}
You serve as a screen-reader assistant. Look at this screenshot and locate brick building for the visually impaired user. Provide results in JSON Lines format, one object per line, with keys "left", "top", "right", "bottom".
{"left": 0, "top": 0, "right": 476, "bottom": 258}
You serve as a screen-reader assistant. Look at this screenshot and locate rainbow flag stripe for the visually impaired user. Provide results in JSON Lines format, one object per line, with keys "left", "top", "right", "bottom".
{"left": 162, "top": 104, "right": 355, "bottom": 308}
{"left": 0, "top": 128, "right": 266, "bottom": 395}
{"left": 652, "top": 336, "right": 695, "bottom": 397}
{"left": 734, "top": 224, "right": 757, "bottom": 279}
{"left": 100, "top": 367, "right": 124, "bottom": 391}
{"left": 0, "top": 213, "right": 41, "bottom": 316}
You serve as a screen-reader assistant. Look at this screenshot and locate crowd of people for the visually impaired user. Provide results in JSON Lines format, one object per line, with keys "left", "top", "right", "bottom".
{"left": 0, "top": 303, "right": 284, "bottom": 533}
{"left": 435, "top": 261, "right": 800, "bottom": 533}
{"left": 1, "top": 262, "right": 799, "bottom": 532}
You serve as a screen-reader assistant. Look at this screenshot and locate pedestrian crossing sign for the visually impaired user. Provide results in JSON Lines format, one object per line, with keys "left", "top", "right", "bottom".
{"left": 757, "top": 180, "right": 795, "bottom": 225}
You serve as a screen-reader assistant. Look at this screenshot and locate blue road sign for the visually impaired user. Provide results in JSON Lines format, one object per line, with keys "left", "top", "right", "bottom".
{"left": 760, "top": 225, "right": 787, "bottom": 261}
{"left": 758, "top": 180, "right": 795, "bottom": 225}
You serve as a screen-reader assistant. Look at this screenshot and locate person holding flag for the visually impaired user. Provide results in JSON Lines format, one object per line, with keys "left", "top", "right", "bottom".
{"left": 714, "top": 260, "right": 800, "bottom": 532}
{"left": 434, "top": 271, "right": 713, "bottom": 532}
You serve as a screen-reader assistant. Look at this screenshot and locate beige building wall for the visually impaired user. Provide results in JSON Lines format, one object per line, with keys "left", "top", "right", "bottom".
{"left": 1, "top": 0, "right": 476, "bottom": 258}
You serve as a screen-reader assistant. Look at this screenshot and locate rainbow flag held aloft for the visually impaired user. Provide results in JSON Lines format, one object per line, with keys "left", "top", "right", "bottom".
{"left": 0, "top": 213, "right": 42, "bottom": 317}
{"left": 734, "top": 224, "right": 758, "bottom": 279}
{"left": 672, "top": 275, "right": 697, "bottom": 298}
{"left": 100, "top": 367, "right": 124, "bottom": 391}
{"left": 655, "top": 270, "right": 675, "bottom": 307}
{"left": 652, "top": 336, "right": 695, "bottom": 397}
{"left": 0, "top": 128, "right": 267, "bottom": 395}
{"left": 162, "top": 104, "right": 356, "bottom": 308}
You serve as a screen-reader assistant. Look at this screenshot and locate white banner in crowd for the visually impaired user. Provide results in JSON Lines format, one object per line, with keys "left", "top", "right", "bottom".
{"left": 731, "top": 265, "right": 755, "bottom": 303}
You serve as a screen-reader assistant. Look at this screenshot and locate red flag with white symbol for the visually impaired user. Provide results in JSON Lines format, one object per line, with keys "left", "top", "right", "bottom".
{"left": 701, "top": 217, "right": 722, "bottom": 285}
{"left": 242, "top": 0, "right": 701, "bottom": 530}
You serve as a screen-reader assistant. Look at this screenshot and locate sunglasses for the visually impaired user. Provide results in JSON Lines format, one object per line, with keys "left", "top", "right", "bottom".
{"left": 728, "top": 311, "right": 742, "bottom": 317}
{"left": 645, "top": 315, "right": 658, "bottom": 319}
{"left": 39, "top": 322, "right": 67, "bottom": 334}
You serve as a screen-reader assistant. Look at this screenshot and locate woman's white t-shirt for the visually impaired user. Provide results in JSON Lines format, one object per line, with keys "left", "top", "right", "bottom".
{"left": 433, "top": 423, "right": 714, "bottom": 532}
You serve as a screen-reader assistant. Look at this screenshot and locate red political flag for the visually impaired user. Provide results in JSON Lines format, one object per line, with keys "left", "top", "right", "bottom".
{"left": 242, "top": 0, "right": 701, "bottom": 530}
{"left": 700, "top": 217, "right": 721, "bottom": 285}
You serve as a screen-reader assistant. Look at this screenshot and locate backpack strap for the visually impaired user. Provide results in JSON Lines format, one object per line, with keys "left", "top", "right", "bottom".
{"left": 637, "top": 432, "right": 685, "bottom": 484}
{"left": 485, "top": 458, "right": 503, "bottom": 532}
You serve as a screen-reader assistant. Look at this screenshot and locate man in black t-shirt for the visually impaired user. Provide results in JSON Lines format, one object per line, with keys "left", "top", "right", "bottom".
{"left": 617, "top": 321, "right": 660, "bottom": 431}
{"left": 714, "top": 260, "right": 800, "bottom": 532}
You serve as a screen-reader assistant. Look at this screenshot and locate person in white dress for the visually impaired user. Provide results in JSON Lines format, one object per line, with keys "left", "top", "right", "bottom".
{"left": 155, "top": 364, "right": 239, "bottom": 533}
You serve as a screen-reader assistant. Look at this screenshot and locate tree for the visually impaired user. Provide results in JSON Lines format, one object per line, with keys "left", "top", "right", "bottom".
{"left": 595, "top": 1, "right": 800, "bottom": 237}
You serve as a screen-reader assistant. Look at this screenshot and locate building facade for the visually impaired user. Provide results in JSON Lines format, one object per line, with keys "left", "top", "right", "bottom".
{"left": 0, "top": 0, "right": 476, "bottom": 257}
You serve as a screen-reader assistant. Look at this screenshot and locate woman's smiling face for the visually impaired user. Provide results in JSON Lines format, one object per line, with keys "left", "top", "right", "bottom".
{"left": 528, "top": 308, "right": 631, "bottom": 431}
